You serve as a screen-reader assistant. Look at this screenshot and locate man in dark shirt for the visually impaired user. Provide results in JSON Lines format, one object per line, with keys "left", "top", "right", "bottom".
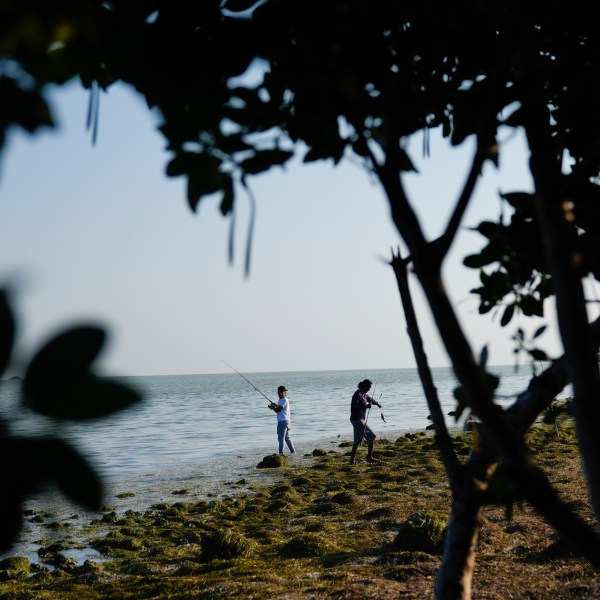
{"left": 349, "top": 379, "right": 382, "bottom": 465}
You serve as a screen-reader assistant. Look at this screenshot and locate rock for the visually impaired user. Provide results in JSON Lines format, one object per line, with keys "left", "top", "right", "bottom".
{"left": 281, "top": 533, "right": 340, "bottom": 558}
{"left": 394, "top": 512, "right": 447, "bottom": 555}
{"left": 200, "top": 529, "right": 254, "bottom": 561}
{"left": 257, "top": 454, "right": 288, "bottom": 468}
{"left": 0, "top": 556, "right": 30, "bottom": 581}
{"left": 331, "top": 491, "right": 358, "bottom": 505}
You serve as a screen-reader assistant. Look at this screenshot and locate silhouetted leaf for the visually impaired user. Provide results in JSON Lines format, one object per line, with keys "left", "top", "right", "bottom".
{"left": 528, "top": 348, "right": 548, "bottom": 361}
{"left": 532, "top": 325, "right": 547, "bottom": 339}
{"left": 166, "top": 152, "right": 197, "bottom": 177}
{"left": 463, "top": 253, "right": 489, "bottom": 269}
{"left": 0, "top": 493, "right": 22, "bottom": 551}
{"left": 451, "top": 386, "right": 469, "bottom": 422}
{"left": 22, "top": 326, "right": 141, "bottom": 418}
{"left": 0, "top": 436, "right": 102, "bottom": 543}
{"left": 486, "top": 372, "right": 500, "bottom": 392}
{"left": 26, "top": 326, "right": 105, "bottom": 381}
{"left": 397, "top": 149, "right": 417, "bottom": 173}
{"left": 480, "top": 345, "right": 489, "bottom": 368}
{"left": 23, "top": 326, "right": 106, "bottom": 405}
{"left": 303, "top": 147, "right": 331, "bottom": 163}
{"left": 219, "top": 179, "right": 235, "bottom": 216}
{"left": 500, "top": 304, "right": 515, "bottom": 327}
{"left": 187, "top": 170, "right": 228, "bottom": 212}
{"left": 27, "top": 377, "right": 142, "bottom": 420}
{"left": 500, "top": 192, "right": 535, "bottom": 210}
{"left": 0, "top": 76, "right": 54, "bottom": 138}
{"left": 519, "top": 296, "right": 544, "bottom": 317}
{"left": 241, "top": 149, "right": 293, "bottom": 175}
{"left": 0, "top": 290, "right": 15, "bottom": 377}
{"left": 35, "top": 438, "right": 102, "bottom": 510}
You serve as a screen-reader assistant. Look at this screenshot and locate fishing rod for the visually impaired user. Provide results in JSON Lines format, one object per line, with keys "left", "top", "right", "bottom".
{"left": 361, "top": 400, "right": 373, "bottom": 446}
{"left": 223, "top": 361, "right": 274, "bottom": 406}
{"left": 361, "top": 385, "right": 384, "bottom": 445}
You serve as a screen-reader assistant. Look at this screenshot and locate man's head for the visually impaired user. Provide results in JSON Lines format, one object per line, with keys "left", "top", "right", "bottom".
{"left": 358, "top": 379, "right": 373, "bottom": 392}
{"left": 277, "top": 385, "right": 288, "bottom": 397}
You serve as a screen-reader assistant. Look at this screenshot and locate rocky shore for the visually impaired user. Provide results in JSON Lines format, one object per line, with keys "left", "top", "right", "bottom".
{"left": 0, "top": 422, "right": 598, "bottom": 599}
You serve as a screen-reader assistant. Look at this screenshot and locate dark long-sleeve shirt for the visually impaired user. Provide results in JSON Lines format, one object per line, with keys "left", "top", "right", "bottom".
{"left": 350, "top": 390, "right": 375, "bottom": 421}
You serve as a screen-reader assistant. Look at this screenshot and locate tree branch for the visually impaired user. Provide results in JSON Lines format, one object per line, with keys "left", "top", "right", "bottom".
{"left": 390, "top": 248, "right": 461, "bottom": 483}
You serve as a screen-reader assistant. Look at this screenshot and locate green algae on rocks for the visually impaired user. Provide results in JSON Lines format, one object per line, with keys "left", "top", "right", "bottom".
{"left": 0, "top": 422, "right": 598, "bottom": 599}
{"left": 0, "top": 557, "right": 30, "bottom": 581}
{"left": 394, "top": 512, "right": 447, "bottom": 555}
{"left": 257, "top": 454, "right": 289, "bottom": 468}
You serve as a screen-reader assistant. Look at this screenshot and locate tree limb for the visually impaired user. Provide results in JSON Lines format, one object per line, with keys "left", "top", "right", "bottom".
{"left": 518, "top": 24, "right": 600, "bottom": 522}
{"left": 390, "top": 248, "right": 461, "bottom": 483}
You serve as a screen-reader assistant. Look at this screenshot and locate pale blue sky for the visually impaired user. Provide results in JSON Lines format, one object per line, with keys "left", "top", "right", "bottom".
{"left": 0, "top": 82, "right": 563, "bottom": 376}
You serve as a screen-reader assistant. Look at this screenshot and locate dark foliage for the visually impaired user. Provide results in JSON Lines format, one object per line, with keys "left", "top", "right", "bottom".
{"left": 0, "top": 291, "right": 141, "bottom": 550}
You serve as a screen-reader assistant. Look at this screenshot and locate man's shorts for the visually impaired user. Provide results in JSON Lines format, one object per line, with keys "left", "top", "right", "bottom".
{"left": 351, "top": 419, "right": 376, "bottom": 444}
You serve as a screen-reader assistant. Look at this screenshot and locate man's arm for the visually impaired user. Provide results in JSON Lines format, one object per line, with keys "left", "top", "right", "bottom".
{"left": 367, "top": 395, "right": 382, "bottom": 408}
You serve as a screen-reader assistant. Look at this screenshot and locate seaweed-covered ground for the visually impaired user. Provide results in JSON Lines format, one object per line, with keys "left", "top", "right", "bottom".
{"left": 0, "top": 422, "right": 599, "bottom": 599}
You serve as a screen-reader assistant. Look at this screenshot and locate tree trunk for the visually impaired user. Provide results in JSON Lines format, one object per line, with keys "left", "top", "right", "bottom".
{"left": 435, "top": 496, "right": 482, "bottom": 600}
{"left": 518, "top": 30, "right": 600, "bottom": 523}
{"left": 378, "top": 163, "right": 600, "bottom": 567}
{"left": 391, "top": 250, "right": 479, "bottom": 598}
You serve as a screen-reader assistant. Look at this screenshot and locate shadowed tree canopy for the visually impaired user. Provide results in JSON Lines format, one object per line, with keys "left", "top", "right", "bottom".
{"left": 4, "top": 2, "right": 600, "bottom": 598}
{"left": 4, "top": 0, "right": 600, "bottom": 288}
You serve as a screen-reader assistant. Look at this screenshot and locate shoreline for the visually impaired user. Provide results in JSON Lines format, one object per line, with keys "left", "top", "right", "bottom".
{"left": 4, "top": 427, "right": 430, "bottom": 567}
{"left": 1, "top": 422, "right": 598, "bottom": 599}
{"left": 5, "top": 430, "right": 409, "bottom": 564}
{"left": 21, "top": 426, "right": 425, "bottom": 517}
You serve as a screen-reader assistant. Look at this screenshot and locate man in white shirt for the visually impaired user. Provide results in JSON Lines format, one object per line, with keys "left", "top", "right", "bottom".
{"left": 269, "top": 385, "right": 296, "bottom": 454}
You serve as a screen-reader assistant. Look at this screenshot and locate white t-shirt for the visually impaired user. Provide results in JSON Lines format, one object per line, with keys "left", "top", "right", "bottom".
{"left": 277, "top": 396, "right": 291, "bottom": 422}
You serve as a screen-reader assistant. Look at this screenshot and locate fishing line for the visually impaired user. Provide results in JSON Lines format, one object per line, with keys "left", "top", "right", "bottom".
{"left": 379, "top": 394, "right": 387, "bottom": 422}
{"left": 372, "top": 376, "right": 388, "bottom": 423}
{"left": 223, "top": 361, "right": 273, "bottom": 405}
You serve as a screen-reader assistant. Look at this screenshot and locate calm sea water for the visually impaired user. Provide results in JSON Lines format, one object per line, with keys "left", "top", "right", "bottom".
{"left": 0, "top": 365, "right": 559, "bottom": 482}
{"left": 0, "top": 365, "right": 570, "bottom": 561}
